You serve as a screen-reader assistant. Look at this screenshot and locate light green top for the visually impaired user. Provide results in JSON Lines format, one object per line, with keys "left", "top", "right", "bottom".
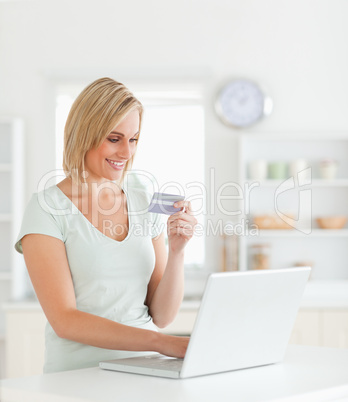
{"left": 15, "top": 184, "right": 165, "bottom": 373}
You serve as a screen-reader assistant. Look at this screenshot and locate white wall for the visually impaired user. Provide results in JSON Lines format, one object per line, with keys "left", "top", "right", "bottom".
{"left": 1, "top": 0, "right": 348, "bottom": 270}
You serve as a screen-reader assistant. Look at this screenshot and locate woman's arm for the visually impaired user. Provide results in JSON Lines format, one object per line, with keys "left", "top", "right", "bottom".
{"left": 146, "top": 201, "right": 197, "bottom": 328}
{"left": 21, "top": 234, "right": 188, "bottom": 358}
{"left": 146, "top": 233, "right": 185, "bottom": 328}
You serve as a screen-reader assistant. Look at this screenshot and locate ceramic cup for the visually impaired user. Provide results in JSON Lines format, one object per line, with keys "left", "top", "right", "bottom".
{"left": 319, "top": 160, "right": 338, "bottom": 180}
{"left": 268, "top": 162, "right": 288, "bottom": 180}
{"left": 289, "top": 158, "right": 310, "bottom": 181}
{"left": 249, "top": 159, "right": 268, "bottom": 181}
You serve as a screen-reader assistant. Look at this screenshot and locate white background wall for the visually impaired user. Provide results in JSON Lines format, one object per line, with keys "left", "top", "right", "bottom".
{"left": 1, "top": 0, "right": 348, "bottom": 270}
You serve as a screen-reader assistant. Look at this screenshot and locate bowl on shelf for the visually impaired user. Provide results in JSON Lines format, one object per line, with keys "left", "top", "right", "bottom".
{"left": 252, "top": 214, "right": 295, "bottom": 230}
{"left": 316, "top": 216, "right": 347, "bottom": 229}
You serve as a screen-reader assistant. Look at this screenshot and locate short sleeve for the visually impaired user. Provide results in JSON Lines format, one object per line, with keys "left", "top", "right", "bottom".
{"left": 14, "top": 193, "right": 64, "bottom": 254}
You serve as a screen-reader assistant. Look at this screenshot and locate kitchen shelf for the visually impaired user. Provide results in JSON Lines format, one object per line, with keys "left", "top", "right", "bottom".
{"left": 311, "top": 179, "right": 348, "bottom": 187}
{"left": 251, "top": 229, "right": 348, "bottom": 238}
{"left": 0, "top": 117, "right": 25, "bottom": 340}
{"left": 0, "top": 164, "right": 11, "bottom": 172}
{"left": 0, "top": 271, "right": 11, "bottom": 281}
{"left": 0, "top": 214, "right": 12, "bottom": 222}
{"left": 252, "top": 179, "right": 348, "bottom": 187}
{"left": 237, "top": 133, "right": 348, "bottom": 281}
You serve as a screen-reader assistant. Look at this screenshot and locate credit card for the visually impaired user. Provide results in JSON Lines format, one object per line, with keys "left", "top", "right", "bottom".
{"left": 148, "top": 192, "right": 185, "bottom": 215}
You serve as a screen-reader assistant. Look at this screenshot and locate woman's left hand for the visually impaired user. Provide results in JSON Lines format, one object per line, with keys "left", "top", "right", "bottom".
{"left": 167, "top": 200, "right": 197, "bottom": 254}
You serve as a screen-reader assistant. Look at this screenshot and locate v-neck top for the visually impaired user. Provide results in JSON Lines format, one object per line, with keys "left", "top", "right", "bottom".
{"left": 14, "top": 184, "right": 165, "bottom": 373}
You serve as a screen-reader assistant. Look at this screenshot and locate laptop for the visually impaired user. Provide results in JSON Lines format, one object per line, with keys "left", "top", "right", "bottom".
{"left": 99, "top": 267, "right": 310, "bottom": 379}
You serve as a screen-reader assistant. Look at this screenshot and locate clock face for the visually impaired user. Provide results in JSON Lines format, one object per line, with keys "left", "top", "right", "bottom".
{"left": 216, "top": 79, "right": 272, "bottom": 128}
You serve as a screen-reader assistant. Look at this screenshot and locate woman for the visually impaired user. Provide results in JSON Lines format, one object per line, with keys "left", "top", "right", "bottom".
{"left": 14, "top": 77, "right": 197, "bottom": 373}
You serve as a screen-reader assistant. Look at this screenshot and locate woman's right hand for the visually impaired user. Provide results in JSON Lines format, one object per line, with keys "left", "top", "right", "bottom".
{"left": 156, "top": 333, "right": 190, "bottom": 359}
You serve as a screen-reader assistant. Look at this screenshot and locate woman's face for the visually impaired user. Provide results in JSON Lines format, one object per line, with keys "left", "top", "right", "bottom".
{"left": 84, "top": 110, "right": 140, "bottom": 184}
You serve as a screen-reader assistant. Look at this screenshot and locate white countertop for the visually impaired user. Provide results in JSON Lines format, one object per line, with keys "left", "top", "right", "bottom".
{"left": 299, "top": 280, "right": 348, "bottom": 308}
{"left": 1, "top": 346, "right": 348, "bottom": 402}
{"left": 3, "top": 280, "right": 348, "bottom": 312}
{"left": 183, "top": 277, "right": 348, "bottom": 309}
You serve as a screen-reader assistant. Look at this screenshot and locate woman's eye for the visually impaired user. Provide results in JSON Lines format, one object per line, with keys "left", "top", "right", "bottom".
{"left": 108, "top": 138, "right": 138, "bottom": 144}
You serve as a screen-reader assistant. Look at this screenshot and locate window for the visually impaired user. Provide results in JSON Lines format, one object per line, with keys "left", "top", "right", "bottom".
{"left": 55, "top": 83, "right": 205, "bottom": 268}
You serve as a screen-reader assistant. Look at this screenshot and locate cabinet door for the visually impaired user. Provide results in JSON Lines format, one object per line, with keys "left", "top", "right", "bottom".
{"left": 289, "top": 310, "right": 321, "bottom": 346}
{"left": 322, "top": 310, "right": 348, "bottom": 348}
{"left": 6, "top": 311, "right": 46, "bottom": 378}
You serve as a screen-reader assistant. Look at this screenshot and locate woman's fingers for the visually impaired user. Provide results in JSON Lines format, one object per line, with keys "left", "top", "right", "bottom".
{"left": 167, "top": 213, "right": 197, "bottom": 229}
{"left": 173, "top": 200, "right": 193, "bottom": 215}
{"left": 166, "top": 200, "right": 197, "bottom": 242}
{"left": 167, "top": 216, "right": 197, "bottom": 240}
{"left": 168, "top": 225, "right": 193, "bottom": 240}
{"left": 158, "top": 334, "right": 190, "bottom": 359}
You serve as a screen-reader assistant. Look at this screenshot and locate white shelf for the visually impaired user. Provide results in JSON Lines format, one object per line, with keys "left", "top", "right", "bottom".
{"left": 0, "top": 164, "right": 11, "bottom": 172}
{"left": 0, "top": 271, "right": 11, "bottom": 280}
{"left": 0, "top": 117, "right": 25, "bottom": 314}
{"left": 238, "top": 132, "right": 348, "bottom": 141}
{"left": 0, "top": 214, "right": 12, "bottom": 222}
{"left": 245, "top": 179, "right": 348, "bottom": 187}
{"left": 311, "top": 179, "right": 348, "bottom": 187}
{"left": 251, "top": 229, "right": 348, "bottom": 238}
{"left": 238, "top": 134, "right": 348, "bottom": 278}
{"left": 2, "top": 300, "right": 41, "bottom": 311}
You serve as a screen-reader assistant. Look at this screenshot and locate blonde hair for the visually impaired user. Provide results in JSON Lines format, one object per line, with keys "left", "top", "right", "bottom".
{"left": 63, "top": 77, "right": 143, "bottom": 185}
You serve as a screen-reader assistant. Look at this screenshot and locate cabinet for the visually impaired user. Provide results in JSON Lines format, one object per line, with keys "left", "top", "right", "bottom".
{"left": 237, "top": 134, "right": 348, "bottom": 281}
{"left": 322, "top": 310, "right": 348, "bottom": 348}
{"left": 159, "top": 303, "right": 199, "bottom": 336}
{"left": 161, "top": 306, "right": 348, "bottom": 350}
{"left": 3, "top": 302, "right": 348, "bottom": 378}
{"left": 4, "top": 304, "right": 46, "bottom": 378}
{"left": 0, "top": 117, "right": 25, "bottom": 340}
{"left": 288, "top": 310, "right": 321, "bottom": 346}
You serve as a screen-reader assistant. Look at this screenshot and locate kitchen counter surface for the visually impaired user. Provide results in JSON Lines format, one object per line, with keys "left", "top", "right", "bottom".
{"left": 1, "top": 346, "right": 348, "bottom": 402}
{"left": 3, "top": 279, "right": 348, "bottom": 312}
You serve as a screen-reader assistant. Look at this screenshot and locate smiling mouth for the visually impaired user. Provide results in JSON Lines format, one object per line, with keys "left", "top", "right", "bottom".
{"left": 106, "top": 159, "right": 125, "bottom": 166}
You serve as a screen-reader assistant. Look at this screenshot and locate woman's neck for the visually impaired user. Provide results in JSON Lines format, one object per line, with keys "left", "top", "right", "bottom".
{"left": 59, "top": 177, "right": 123, "bottom": 200}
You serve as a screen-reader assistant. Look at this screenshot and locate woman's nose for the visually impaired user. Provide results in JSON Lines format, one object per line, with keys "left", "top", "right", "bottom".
{"left": 119, "top": 141, "right": 132, "bottom": 159}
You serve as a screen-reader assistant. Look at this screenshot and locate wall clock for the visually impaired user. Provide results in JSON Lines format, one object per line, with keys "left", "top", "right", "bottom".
{"left": 215, "top": 79, "right": 273, "bottom": 128}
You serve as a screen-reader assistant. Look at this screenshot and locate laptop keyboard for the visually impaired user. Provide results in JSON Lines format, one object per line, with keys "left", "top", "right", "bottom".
{"left": 139, "top": 355, "right": 184, "bottom": 371}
